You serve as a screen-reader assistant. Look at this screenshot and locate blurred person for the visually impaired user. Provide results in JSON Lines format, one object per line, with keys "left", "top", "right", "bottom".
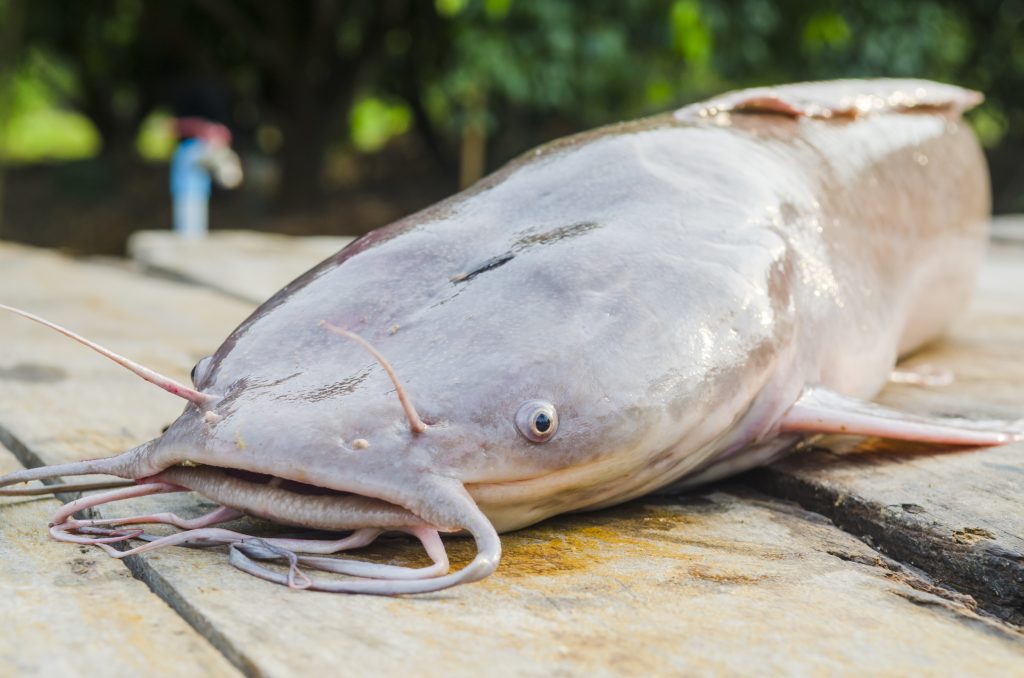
{"left": 170, "top": 117, "right": 242, "bottom": 239}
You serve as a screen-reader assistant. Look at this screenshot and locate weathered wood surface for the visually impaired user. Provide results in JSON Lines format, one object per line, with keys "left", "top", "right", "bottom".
{"left": 991, "top": 215, "right": 1024, "bottom": 246}
{"left": 1, "top": 238, "right": 1023, "bottom": 674}
{"left": 0, "top": 442, "right": 238, "bottom": 677}
{"left": 93, "top": 485, "right": 1024, "bottom": 676}
{"left": 128, "top": 230, "right": 352, "bottom": 303}
{"left": 752, "top": 243, "right": 1024, "bottom": 623}
{"left": 0, "top": 242, "right": 251, "bottom": 467}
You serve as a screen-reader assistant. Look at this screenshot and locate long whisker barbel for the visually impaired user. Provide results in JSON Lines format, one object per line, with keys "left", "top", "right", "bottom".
{"left": 0, "top": 303, "right": 214, "bottom": 406}
{"left": 320, "top": 321, "right": 428, "bottom": 434}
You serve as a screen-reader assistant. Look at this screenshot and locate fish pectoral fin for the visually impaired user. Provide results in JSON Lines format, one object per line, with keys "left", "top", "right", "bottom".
{"left": 778, "top": 387, "right": 1022, "bottom": 446}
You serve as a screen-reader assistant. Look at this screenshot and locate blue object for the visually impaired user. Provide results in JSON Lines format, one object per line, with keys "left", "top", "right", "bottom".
{"left": 170, "top": 138, "right": 212, "bottom": 198}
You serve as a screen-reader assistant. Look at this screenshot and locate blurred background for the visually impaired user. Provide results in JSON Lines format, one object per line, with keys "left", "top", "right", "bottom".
{"left": 0, "top": 0, "right": 1021, "bottom": 254}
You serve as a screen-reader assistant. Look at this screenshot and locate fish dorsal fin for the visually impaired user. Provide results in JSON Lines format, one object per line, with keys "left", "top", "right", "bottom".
{"left": 779, "top": 387, "right": 1022, "bottom": 447}
{"left": 675, "top": 79, "right": 983, "bottom": 122}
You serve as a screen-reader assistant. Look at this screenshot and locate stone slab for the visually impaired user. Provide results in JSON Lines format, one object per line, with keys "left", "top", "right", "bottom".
{"left": 0, "top": 442, "right": 238, "bottom": 677}
{"left": 128, "top": 230, "right": 352, "bottom": 304}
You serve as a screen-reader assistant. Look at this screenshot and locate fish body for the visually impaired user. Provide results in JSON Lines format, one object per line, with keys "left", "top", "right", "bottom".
{"left": 174, "top": 79, "right": 988, "bottom": 530}
{"left": 0, "top": 80, "right": 1010, "bottom": 593}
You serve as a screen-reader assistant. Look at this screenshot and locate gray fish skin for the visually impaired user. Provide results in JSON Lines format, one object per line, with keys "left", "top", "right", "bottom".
{"left": 0, "top": 81, "right": 1001, "bottom": 594}
{"left": 134, "top": 80, "right": 987, "bottom": 534}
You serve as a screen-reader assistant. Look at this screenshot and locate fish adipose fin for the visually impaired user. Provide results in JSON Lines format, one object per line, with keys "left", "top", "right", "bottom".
{"left": 779, "top": 387, "right": 1022, "bottom": 446}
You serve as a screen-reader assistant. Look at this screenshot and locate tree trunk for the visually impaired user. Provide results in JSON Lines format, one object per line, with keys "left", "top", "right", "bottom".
{"left": 78, "top": 77, "right": 142, "bottom": 176}
{"left": 459, "top": 87, "right": 487, "bottom": 189}
{"left": 0, "top": 0, "right": 27, "bottom": 238}
{"left": 277, "top": 105, "right": 332, "bottom": 209}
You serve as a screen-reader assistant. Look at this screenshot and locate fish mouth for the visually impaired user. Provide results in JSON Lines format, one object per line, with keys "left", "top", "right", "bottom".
{"left": 159, "top": 465, "right": 432, "bottom": 532}
{"left": 0, "top": 452, "right": 502, "bottom": 595}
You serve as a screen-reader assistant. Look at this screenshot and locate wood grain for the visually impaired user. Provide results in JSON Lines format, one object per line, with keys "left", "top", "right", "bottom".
{"left": 751, "top": 243, "right": 1024, "bottom": 623}
{"left": 128, "top": 230, "right": 351, "bottom": 304}
{"left": 0, "top": 442, "right": 238, "bottom": 677}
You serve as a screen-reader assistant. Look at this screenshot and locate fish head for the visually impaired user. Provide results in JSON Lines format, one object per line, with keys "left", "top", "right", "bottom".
{"left": 158, "top": 204, "right": 788, "bottom": 533}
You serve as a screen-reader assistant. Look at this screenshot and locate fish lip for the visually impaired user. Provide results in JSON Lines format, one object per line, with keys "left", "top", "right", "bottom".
{"left": 154, "top": 463, "right": 434, "bottom": 531}
{"left": 148, "top": 417, "right": 469, "bottom": 532}
{"left": 144, "top": 435, "right": 454, "bottom": 532}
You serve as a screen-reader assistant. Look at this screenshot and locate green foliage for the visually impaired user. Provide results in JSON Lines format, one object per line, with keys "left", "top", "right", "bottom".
{"left": 970, "top": 105, "right": 1009, "bottom": 149}
{"left": 670, "top": 0, "right": 712, "bottom": 72}
{"left": 1, "top": 107, "right": 99, "bottom": 162}
{"left": 0, "top": 50, "right": 99, "bottom": 162}
{"left": 135, "top": 109, "right": 176, "bottom": 162}
{"left": 6, "top": 0, "right": 1024, "bottom": 197}
{"left": 435, "top": 0, "right": 469, "bottom": 18}
{"left": 802, "top": 12, "right": 851, "bottom": 54}
{"left": 424, "top": 1, "right": 684, "bottom": 134}
{"left": 349, "top": 97, "right": 412, "bottom": 153}
{"left": 415, "top": 0, "right": 1023, "bottom": 156}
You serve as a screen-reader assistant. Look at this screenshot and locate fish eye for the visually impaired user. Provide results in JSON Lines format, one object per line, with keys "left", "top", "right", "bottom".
{"left": 191, "top": 356, "right": 213, "bottom": 386}
{"left": 515, "top": 400, "right": 558, "bottom": 442}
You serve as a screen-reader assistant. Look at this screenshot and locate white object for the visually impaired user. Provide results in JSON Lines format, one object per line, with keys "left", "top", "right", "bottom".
{"left": 173, "top": 194, "right": 209, "bottom": 240}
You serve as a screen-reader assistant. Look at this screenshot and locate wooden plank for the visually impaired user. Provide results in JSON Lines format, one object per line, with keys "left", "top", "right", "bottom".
{"left": 96, "top": 486, "right": 1024, "bottom": 676}
{"left": 2, "top": 240, "right": 1023, "bottom": 674}
{"left": 991, "top": 215, "right": 1024, "bottom": 246}
{"left": 752, "top": 244, "right": 1024, "bottom": 623}
{"left": 0, "top": 442, "right": 239, "bottom": 677}
{"left": 0, "top": 241, "right": 252, "bottom": 467}
{"left": 128, "top": 230, "right": 352, "bottom": 304}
